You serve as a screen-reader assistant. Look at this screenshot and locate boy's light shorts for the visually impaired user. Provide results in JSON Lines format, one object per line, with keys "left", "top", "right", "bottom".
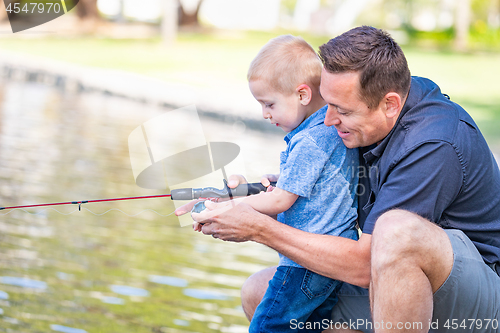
{"left": 330, "top": 229, "right": 500, "bottom": 333}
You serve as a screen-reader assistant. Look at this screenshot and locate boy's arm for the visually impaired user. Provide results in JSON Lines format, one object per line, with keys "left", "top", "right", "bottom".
{"left": 241, "top": 187, "right": 297, "bottom": 216}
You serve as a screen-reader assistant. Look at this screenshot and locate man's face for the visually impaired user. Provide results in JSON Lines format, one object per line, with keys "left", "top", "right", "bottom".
{"left": 319, "top": 68, "right": 394, "bottom": 148}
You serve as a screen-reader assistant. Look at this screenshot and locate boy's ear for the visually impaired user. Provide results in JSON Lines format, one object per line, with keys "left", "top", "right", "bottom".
{"left": 296, "top": 84, "right": 312, "bottom": 106}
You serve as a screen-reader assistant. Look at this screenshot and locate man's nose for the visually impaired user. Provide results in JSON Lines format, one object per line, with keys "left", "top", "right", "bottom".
{"left": 324, "top": 107, "right": 340, "bottom": 126}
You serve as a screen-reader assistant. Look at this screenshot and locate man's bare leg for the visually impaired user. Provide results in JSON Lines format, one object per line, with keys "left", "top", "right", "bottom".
{"left": 370, "top": 209, "right": 454, "bottom": 333}
{"left": 241, "top": 266, "right": 276, "bottom": 321}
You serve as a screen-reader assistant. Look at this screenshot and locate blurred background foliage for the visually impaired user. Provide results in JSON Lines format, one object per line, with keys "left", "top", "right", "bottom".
{"left": 2, "top": 0, "right": 497, "bottom": 50}
{"left": 0, "top": 0, "right": 498, "bottom": 143}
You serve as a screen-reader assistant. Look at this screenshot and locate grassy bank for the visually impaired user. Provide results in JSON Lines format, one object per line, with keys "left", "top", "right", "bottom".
{"left": 1, "top": 30, "right": 499, "bottom": 150}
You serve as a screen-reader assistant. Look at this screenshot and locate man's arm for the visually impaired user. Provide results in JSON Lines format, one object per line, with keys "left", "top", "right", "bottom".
{"left": 196, "top": 200, "right": 371, "bottom": 288}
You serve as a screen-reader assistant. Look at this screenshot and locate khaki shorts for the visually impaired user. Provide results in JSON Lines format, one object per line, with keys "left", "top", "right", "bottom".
{"left": 331, "top": 229, "right": 500, "bottom": 333}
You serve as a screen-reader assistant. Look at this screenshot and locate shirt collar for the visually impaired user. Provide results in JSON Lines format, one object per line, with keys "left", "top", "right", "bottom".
{"left": 284, "top": 105, "right": 328, "bottom": 144}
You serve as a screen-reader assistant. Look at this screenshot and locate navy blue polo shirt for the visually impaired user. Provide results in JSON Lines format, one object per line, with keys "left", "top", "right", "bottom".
{"left": 358, "top": 76, "right": 500, "bottom": 268}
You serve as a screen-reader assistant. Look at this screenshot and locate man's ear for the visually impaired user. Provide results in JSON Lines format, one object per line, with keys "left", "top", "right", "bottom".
{"left": 383, "top": 92, "right": 402, "bottom": 119}
{"left": 296, "top": 84, "right": 312, "bottom": 106}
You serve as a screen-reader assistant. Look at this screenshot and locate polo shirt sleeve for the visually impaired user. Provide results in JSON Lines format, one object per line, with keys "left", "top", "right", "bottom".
{"left": 362, "top": 141, "right": 463, "bottom": 234}
{"left": 276, "top": 134, "right": 335, "bottom": 198}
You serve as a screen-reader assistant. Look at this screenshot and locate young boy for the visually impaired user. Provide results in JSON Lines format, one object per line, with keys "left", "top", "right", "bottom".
{"left": 237, "top": 35, "right": 359, "bottom": 332}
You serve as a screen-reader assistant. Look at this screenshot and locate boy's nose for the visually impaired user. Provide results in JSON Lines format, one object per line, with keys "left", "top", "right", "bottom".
{"left": 262, "top": 109, "right": 271, "bottom": 119}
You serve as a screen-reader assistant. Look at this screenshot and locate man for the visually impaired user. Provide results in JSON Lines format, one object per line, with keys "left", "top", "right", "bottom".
{"left": 176, "top": 26, "right": 500, "bottom": 332}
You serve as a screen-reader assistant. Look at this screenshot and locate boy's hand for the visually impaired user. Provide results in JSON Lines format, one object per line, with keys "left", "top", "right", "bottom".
{"left": 260, "top": 174, "right": 279, "bottom": 189}
{"left": 226, "top": 174, "right": 248, "bottom": 189}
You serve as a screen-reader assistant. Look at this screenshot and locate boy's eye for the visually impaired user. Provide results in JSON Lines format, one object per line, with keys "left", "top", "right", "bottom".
{"left": 265, "top": 103, "right": 273, "bottom": 108}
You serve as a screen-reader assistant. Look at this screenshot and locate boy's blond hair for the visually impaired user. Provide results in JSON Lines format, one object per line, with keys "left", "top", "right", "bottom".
{"left": 247, "top": 35, "right": 322, "bottom": 95}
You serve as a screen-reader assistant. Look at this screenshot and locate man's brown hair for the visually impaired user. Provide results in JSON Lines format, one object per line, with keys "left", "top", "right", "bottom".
{"left": 319, "top": 26, "right": 411, "bottom": 109}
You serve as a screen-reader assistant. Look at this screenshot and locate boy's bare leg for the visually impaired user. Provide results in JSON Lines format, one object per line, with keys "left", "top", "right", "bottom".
{"left": 241, "top": 266, "right": 277, "bottom": 321}
{"left": 370, "top": 209, "right": 454, "bottom": 333}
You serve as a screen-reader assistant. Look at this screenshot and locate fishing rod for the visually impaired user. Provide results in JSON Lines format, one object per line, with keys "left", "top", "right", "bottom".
{"left": 0, "top": 180, "right": 276, "bottom": 212}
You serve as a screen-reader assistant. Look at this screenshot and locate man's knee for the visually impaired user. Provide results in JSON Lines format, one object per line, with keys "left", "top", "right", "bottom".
{"left": 371, "top": 209, "right": 425, "bottom": 262}
{"left": 241, "top": 266, "right": 276, "bottom": 321}
{"left": 371, "top": 209, "right": 453, "bottom": 291}
{"left": 373, "top": 209, "right": 424, "bottom": 241}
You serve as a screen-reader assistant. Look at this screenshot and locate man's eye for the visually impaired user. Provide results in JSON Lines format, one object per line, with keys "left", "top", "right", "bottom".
{"left": 336, "top": 108, "right": 348, "bottom": 116}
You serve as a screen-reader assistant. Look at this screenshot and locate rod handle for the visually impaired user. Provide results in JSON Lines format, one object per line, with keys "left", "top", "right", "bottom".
{"left": 227, "top": 181, "right": 277, "bottom": 197}
{"left": 170, "top": 181, "right": 277, "bottom": 200}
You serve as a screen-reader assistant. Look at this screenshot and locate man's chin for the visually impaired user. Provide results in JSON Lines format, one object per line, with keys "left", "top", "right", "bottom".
{"left": 341, "top": 139, "right": 357, "bottom": 149}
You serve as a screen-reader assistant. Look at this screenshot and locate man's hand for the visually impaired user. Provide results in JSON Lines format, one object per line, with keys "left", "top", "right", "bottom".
{"left": 192, "top": 200, "right": 262, "bottom": 242}
{"left": 174, "top": 173, "right": 278, "bottom": 233}
{"left": 174, "top": 174, "right": 248, "bottom": 217}
{"left": 174, "top": 198, "right": 205, "bottom": 217}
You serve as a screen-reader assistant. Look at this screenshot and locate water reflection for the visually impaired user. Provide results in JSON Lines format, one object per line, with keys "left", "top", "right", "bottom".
{"left": 148, "top": 275, "right": 188, "bottom": 287}
{"left": 50, "top": 324, "right": 88, "bottom": 333}
{"left": 0, "top": 276, "right": 47, "bottom": 289}
{"left": 0, "top": 78, "right": 281, "bottom": 332}
{"left": 110, "top": 285, "right": 150, "bottom": 297}
{"left": 101, "top": 296, "right": 125, "bottom": 305}
{"left": 183, "top": 289, "right": 230, "bottom": 301}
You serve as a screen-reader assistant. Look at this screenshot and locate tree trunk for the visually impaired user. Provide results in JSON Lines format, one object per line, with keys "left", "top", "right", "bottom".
{"left": 488, "top": 0, "right": 500, "bottom": 28}
{"left": 1, "top": 0, "right": 21, "bottom": 22}
{"left": 293, "top": 0, "right": 320, "bottom": 31}
{"left": 454, "top": 0, "right": 471, "bottom": 51}
{"left": 162, "top": 0, "right": 178, "bottom": 46}
{"left": 178, "top": 0, "right": 204, "bottom": 26}
{"left": 76, "top": 0, "right": 100, "bottom": 19}
{"left": 0, "top": 1, "right": 8, "bottom": 22}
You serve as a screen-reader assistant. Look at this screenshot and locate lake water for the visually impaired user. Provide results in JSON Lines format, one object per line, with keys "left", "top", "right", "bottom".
{"left": 1, "top": 77, "right": 499, "bottom": 333}
{"left": 0, "top": 79, "right": 285, "bottom": 333}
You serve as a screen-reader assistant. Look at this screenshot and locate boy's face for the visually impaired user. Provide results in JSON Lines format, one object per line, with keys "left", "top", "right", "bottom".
{"left": 249, "top": 79, "right": 307, "bottom": 133}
